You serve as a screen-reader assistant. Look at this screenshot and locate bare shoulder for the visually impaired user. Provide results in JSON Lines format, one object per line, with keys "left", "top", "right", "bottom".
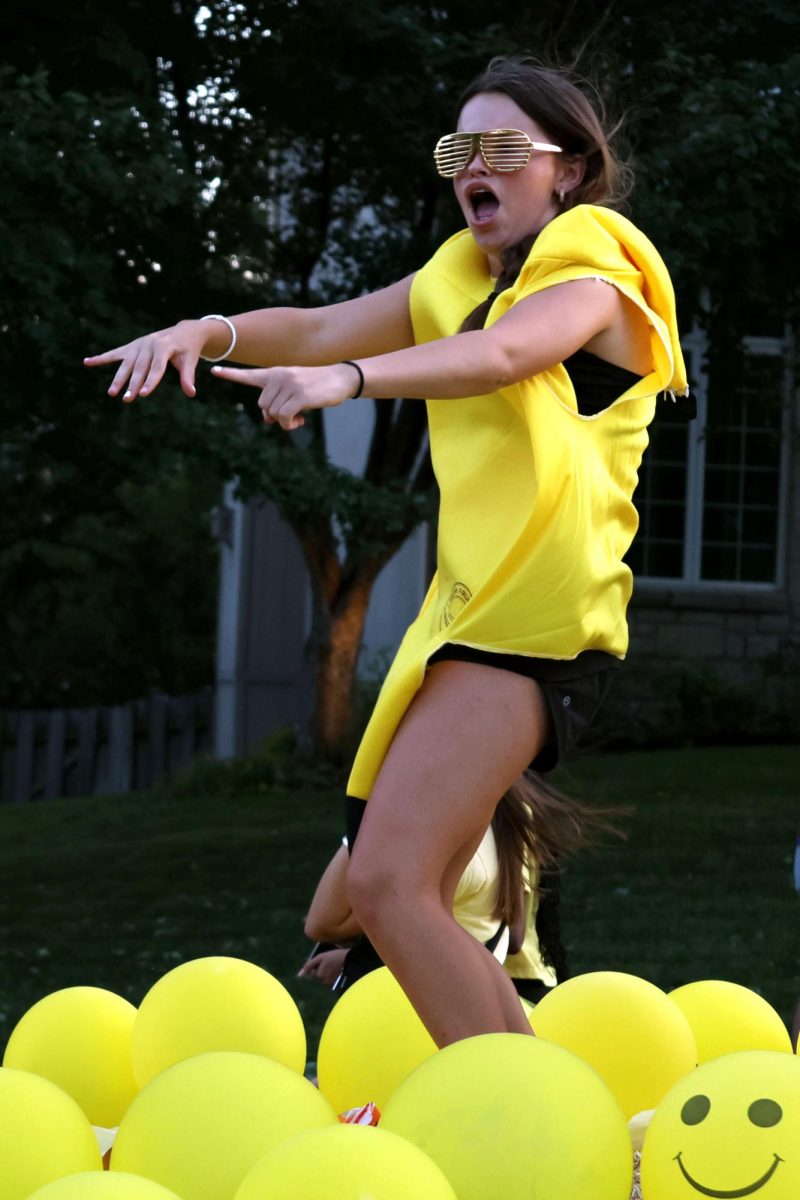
{"left": 488, "top": 277, "right": 654, "bottom": 383}
{"left": 583, "top": 282, "right": 654, "bottom": 376}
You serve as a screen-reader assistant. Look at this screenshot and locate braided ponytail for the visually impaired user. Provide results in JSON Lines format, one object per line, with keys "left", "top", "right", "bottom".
{"left": 490, "top": 769, "right": 628, "bottom": 973}
{"left": 459, "top": 234, "right": 537, "bottom": 334}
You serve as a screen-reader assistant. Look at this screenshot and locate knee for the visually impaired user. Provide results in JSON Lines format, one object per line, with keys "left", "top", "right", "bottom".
{"left": 347, "top": 850, "right": 419, "bottom": 936}
{"left": 346, "top": 852, "right": 388, "bottom": 932}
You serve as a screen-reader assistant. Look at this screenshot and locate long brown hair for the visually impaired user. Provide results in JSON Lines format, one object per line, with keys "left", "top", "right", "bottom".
{"left": 490, "top": 769, "right": 626, "bottom": 930}
{"left": 457, "top": 54, "right": 632, "bottom": 334}
{"left": 458, "top": 54, "right": 632, "bottom": 212}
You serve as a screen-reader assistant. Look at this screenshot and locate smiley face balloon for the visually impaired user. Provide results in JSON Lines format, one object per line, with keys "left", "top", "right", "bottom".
{"left": 641, "top": 1050, "right": 800, "bottom": 1200}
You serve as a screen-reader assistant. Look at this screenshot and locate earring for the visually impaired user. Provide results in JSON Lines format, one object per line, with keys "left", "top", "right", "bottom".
{"left": 557, "top": 187, "right": 566, "bottom": 203}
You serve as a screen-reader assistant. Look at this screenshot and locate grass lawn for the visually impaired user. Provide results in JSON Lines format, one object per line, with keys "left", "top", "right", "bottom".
{"left": 0, "top": 743, "right": 798, "bottom": 1063}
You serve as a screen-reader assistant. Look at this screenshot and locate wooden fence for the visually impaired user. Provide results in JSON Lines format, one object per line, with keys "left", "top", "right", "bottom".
{"left": 0, "top": 689, "right": 213, "bottom": 804}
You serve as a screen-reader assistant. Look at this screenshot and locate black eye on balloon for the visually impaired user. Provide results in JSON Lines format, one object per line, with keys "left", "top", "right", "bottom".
{"left": 681, "top": 1095, "right": 711, "bottom": 1125}
{"left": 748, "top": 1099, "right": 782, "bottom": 1128}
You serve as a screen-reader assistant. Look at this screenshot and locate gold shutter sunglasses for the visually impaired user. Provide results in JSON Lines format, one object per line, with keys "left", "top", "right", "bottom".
{"left": 433, "top": 128, "right": 562, "bottom": 178}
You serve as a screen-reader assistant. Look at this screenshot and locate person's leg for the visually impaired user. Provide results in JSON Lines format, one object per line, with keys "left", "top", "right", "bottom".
{"left": 347, "top": 659, "right": 550, "bottom": 1047}
{"left": 439, "top": 838, "right": 536, "bottom": 1036}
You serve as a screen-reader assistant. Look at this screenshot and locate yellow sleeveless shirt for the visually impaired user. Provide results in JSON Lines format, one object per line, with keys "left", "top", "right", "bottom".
{"left": 347, "top": 203, "right": 688, "bottom": 800}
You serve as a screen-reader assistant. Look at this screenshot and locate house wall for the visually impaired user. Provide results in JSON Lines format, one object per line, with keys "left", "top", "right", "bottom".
{"left": 596, "top": 390, "right": 800, "bottom": 749}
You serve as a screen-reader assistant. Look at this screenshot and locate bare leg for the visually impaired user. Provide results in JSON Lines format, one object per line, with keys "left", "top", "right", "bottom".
{"left": 347, "top": 660, "right": 550, "bottom": 1047}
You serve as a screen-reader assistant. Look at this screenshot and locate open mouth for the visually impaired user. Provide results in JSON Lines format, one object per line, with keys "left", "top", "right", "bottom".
{"left": 674, "top": 1151, "right": 783, "bottom": 1197}
{"left": 468, "top": 189, "right": 500, "bottom": 224}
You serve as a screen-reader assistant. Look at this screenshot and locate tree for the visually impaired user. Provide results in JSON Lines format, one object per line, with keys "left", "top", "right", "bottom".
{"left": 168, "top": 0, "right": 800, "bottom": 755}
{"left": 0, "top": 63, "right": 221, "bottom": 705}
{"left": 1, "top": 0, "right": 515, "bottom": 746}
{"left": 2, "top": 0, "right": 797, "bottom": 755}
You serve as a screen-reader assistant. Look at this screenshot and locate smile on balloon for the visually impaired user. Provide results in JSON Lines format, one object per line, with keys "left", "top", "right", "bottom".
{"left": 673, "top": 1151, "right": 784, "bottom": 1198}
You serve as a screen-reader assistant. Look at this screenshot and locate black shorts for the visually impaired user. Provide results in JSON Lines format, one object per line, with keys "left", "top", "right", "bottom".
{"left": 511, "top": 978, "right": 554, "bottom": 1005}
{"left": 427, "top": 645, "right": 619, "bottom": 773}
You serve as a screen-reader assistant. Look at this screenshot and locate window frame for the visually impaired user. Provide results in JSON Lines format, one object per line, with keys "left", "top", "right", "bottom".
{"left": 635, "top": 324, "right": 794, "bottom": 595}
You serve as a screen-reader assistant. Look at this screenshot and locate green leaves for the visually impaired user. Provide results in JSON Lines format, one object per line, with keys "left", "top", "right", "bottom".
{"left": 2, "top": 0, "right": 795, "bottom": 712}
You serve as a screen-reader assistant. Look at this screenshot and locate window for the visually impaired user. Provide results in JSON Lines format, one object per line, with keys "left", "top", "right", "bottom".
{"left": 627, "top": 327, "right": 793, "bottom": 588}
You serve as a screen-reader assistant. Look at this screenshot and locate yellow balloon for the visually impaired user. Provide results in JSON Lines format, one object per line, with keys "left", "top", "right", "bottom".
{"left": 28, "top": 1171, "right": 183, "bottom": 1199}
{"left": 234, "top": 1124, "right": 458, "bottom": 1200}
{"left": 669, "top": 980, "right": 792, "bottom": 1061}
{"left": 317, "top": 967, "right": 437, "bottom": 1114}
{"left": 111, "top": 1050, "right": 337, "bottom": 1199}
{"left": 3, "top": 985, "right": 138, "bottom": 1127}
{"left": 382, "top": 1032, "right": 631, "bottom": 1200}
{"left": 641, "top": 1050, "right": 800, "bottom": 1200}
{"left": 131, "top": 957, "right": 306, "bottom": 1088}
{"left": 0, "top": 1066, "right": 102, "bottom": 1200}
{"left": 531, "top": 971, "right": 697, "bottom": 1119}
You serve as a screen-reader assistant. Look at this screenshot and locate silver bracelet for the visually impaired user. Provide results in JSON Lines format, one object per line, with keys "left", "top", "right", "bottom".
{"left": 199, "top": 314, "right": 237, "bottom": 362}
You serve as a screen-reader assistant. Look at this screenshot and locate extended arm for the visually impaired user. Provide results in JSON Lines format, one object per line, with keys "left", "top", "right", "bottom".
{"left": 351, "top": 276, "right": 626, "bottom": 399}
{"left": 84, "top": 274, "right": 416, "bottom": 402}
{"left": 211, "top": 276, "right": 648, "bottom": 430}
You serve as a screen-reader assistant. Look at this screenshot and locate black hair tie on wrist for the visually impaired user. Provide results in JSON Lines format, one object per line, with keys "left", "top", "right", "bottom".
{"left": 341, "top": 360, "right": 365, "bottom": 399}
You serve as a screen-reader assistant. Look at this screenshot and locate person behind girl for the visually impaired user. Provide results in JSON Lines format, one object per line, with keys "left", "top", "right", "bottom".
{"left": 299, "top": 769, "right": 620, "bottom": 998}
{"left": 298, "top": 818, "right": 511, "bottom": 994}
{"left": 86, "top": 54, "right": 690, "bottom": 1048}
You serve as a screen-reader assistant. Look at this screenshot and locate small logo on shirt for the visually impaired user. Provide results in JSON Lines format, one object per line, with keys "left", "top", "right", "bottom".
{"left": 440, "top": 582, "right": 473, "bottom": 629}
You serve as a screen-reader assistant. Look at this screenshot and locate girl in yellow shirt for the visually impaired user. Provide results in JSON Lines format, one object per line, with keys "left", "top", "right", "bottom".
{"left": 88, "top": 55, "right": 688, "bottom": 1048}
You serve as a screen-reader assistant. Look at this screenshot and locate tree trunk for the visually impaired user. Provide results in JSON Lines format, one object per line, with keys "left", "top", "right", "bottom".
{"left": 311, "top": 572, "right": 375, "bottom": 760}
{"left": 287, "top": 396, "right": 434, "bottom": 764}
